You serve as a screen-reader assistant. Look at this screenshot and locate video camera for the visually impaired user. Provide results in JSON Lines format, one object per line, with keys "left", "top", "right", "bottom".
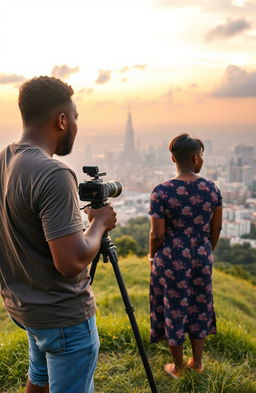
{"left": 79, "top": 166, "right": 122, "bottom": 209}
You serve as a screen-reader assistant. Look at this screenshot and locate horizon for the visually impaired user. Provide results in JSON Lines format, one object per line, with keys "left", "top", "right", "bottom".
{"left": 0, "top": 120, "right": 255, "bottom": 153}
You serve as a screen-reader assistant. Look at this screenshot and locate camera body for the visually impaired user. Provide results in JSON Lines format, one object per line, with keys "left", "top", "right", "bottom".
{"left": 79, "top": 166, "right": 122, "bottom": 208}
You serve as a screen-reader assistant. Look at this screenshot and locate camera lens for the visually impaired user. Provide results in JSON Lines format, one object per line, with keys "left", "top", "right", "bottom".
{"left": 105, "top": 181, "right": 122, "bottom": 198}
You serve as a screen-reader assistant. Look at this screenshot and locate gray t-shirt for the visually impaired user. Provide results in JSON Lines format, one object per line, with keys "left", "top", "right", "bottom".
{"left": 0, "top": 143, "right": 96, "bottom": 328}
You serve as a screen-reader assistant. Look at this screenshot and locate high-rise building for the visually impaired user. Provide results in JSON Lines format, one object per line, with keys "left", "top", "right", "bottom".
{"left": 122, "top": 112, "right": 138, "bottom": 162}
{"left": 227, "top": 144, "right": 255, "bottom": 185}
{"left": 242, "top": 165, "right": 254, "bottom": 187}
{"left": 228, "top": 158, "right": 243, "bottom": 183}
{"left": 235, "top": 145, "right": 254, "bottom": 166}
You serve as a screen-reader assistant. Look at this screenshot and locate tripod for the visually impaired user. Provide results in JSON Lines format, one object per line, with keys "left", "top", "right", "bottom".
{"left": 90, "top": 233, "right": 159, "bottom": 393}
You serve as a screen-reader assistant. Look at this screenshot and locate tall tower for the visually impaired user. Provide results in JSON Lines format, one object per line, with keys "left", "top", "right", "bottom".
{"left": 122, "top": 112, "right": 137, "bottom": 162}
{"left": 123, "top": 112, "right": 136, "bottom": 155}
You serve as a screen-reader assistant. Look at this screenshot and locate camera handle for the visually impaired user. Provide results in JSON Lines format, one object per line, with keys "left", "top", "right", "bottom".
{"left": 90, "top": 233, "right": 159, "bottom": 393}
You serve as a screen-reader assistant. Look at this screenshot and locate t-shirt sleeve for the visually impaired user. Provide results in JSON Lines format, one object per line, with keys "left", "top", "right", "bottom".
{"left": 37, "top": 168, "right": 85, "bottom": 241}
{"left": 148, "top": 186, "right": 165, "bottom": 219}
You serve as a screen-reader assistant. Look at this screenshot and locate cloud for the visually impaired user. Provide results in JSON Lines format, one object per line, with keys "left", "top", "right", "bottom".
{"left": 165, "top": 84, "right": 198, "bottom": 98}
{"left": 77, "top": 87, "right": 94, "bottom": 95}
{"left": 133, "top": 64, "right": 147, "bottom": 70}
{"left": 206, "top": 17, "right": 251, "bottom": 40}
{"left": 119, "top": 64, "right": 147, "bottom": 73}
{"left": 0, "top": 73, "right": 25, "bottom": 84}
{"left": 75, "top": 87, "right": 94, "bottom": 101}
{"left": 212, "top": 65, "right": 256, "bottom": 97}
{"left": 51, "top": 65, "right": 79, "bottom": 79}
{"left": 120, "top": 66, "right": 129, "bottom": 73}
{"left": 95, "top": 70, "right": 111, "bottom": 84}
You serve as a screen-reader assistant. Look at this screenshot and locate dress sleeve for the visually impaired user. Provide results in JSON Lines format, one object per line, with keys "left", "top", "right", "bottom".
{"left": 148, "top": 186, "right": 165, "bottom": 219}
{"left": 213, "top": 183, "right": 223, "bottom": 207}
{"left": 37, "top": 168, "right": 85, "bottom": 241}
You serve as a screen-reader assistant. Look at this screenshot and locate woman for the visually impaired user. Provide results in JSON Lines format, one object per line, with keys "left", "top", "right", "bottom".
{"left": 148, "top": 134, "right": 222, "bottom": 378}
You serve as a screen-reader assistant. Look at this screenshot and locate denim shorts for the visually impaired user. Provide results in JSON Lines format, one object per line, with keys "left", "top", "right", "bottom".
{"left": 14, "top": 316, "right": 100, "bottom": 393}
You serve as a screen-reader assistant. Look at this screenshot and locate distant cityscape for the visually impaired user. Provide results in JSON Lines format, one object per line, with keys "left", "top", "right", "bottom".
{"left": 51, "top": 113, "right": 256, "bottom": 248}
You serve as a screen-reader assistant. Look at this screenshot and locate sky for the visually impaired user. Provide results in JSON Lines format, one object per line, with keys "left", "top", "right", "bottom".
{"left": 0, "top": 0, "right": 255, "bottom": 142}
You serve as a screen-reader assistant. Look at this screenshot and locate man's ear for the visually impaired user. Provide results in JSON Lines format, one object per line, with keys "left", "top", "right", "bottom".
{"left": 56, "top": 113, "right": 66, "bottom": 131}
{"left": 171, "top": 154, "right": 176, "bottom": 163}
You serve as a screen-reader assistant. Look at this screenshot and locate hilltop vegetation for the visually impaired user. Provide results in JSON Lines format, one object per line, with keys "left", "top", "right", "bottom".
{"left": 214, "top": 238, "right": 256, "bottom": 284}
{"left": 111, "top": 216, "right": 150, "bottom": 256}
{"left": 0, "top": 256, "right": 256, "bottom": 393}
{"left": 112, "top": 217, "right": 256, "bottom": 284}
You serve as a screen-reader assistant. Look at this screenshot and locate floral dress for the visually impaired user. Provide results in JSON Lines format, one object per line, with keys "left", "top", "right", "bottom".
{"left": 148, "top": 177, "right": 222, "bottom": 346}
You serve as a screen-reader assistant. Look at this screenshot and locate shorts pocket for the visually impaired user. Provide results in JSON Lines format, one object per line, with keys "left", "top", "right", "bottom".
{"left": 63, "top": 320, "right": 91, "bottom": 343}
{"left": 26, "top": 327, "right": 65, "bottom": 354}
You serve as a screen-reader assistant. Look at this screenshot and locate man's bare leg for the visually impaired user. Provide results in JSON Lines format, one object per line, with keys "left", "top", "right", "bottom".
{"left": 26, "top": 379, "right": 49, "bottom": 393}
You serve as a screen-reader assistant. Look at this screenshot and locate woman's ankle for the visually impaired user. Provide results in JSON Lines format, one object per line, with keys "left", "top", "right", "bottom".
{"left": 174, "top": 362, "right": 184, "bottom": 371}
{"left": 194, "top": 360, "right": 202, "bottom": 369}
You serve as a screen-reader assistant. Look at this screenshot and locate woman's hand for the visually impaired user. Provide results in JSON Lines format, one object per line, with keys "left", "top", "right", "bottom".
{"left": 149, "top": 216, "right": 165, "bottom": 257}
{"left": 210, "top": 206, "right": 222, "bottom": 250}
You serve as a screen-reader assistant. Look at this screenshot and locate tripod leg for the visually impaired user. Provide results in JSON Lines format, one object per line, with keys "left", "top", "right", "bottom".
{"left": 108, "top": 247, "right": 158, "bottom": 393}
{"left": 90, "top": 252, "right": 101, "bottom": 285}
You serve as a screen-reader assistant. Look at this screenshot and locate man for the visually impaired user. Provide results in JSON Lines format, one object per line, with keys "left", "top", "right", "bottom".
{"left": 0, "top": 76, "right": 116, "bottom": 393}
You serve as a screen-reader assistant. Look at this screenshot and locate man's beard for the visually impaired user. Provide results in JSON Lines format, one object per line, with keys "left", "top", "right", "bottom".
{"left": 56, "top": 127, "right": 75, "bottom": 156}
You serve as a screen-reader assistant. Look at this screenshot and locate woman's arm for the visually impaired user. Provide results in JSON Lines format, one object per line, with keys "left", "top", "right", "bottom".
{"left": 210, "top": 205, "right": 222, "bottom": 251}
{"left": 149, "top": 216, "right": 166, "bottom": 258}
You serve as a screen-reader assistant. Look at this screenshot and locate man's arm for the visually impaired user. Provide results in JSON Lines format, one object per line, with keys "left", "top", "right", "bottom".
{"left": 48, "top": 204, "right": 116, "bottom": 278}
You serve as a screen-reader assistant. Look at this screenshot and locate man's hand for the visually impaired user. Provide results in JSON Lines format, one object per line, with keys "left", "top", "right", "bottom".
{"left": 84, "top": 203, "right": 117, "bottom": 232}
{"left": 49, "top": 204, "right": 117, "bottom": 278}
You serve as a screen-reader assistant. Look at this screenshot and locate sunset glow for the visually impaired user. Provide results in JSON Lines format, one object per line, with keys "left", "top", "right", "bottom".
{"left": 0, "top": 0, "right": 255, "bottom": 139}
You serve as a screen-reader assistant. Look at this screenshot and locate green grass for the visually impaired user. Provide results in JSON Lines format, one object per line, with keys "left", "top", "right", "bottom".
{"left": 0, "top": 255, "right": 256, "bottom": 393}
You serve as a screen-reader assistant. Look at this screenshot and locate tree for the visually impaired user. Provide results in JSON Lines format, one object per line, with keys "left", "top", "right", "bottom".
{"left": 111, "top": 217, "right": 150, "bottom": 256}
{"left": 214, "top": 238, "right": 256, "bottom": 282}
{"left": 115, "top": 235, "right": 138, "bottom": 257}
{"left": 214, "top": 238, "right": 230, "bottom": 259}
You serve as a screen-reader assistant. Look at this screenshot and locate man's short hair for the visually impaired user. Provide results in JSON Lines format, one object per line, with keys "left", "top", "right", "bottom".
{"left": 169, "top": 133, "right": 204, "bottom": 162}
{"left": 19, "top": 76, "right": 74, "bottom": 124}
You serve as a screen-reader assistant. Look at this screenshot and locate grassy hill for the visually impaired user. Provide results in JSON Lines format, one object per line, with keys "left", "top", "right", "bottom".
{"left": 0, "top": 256, "right": 256, "bottom": 393}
